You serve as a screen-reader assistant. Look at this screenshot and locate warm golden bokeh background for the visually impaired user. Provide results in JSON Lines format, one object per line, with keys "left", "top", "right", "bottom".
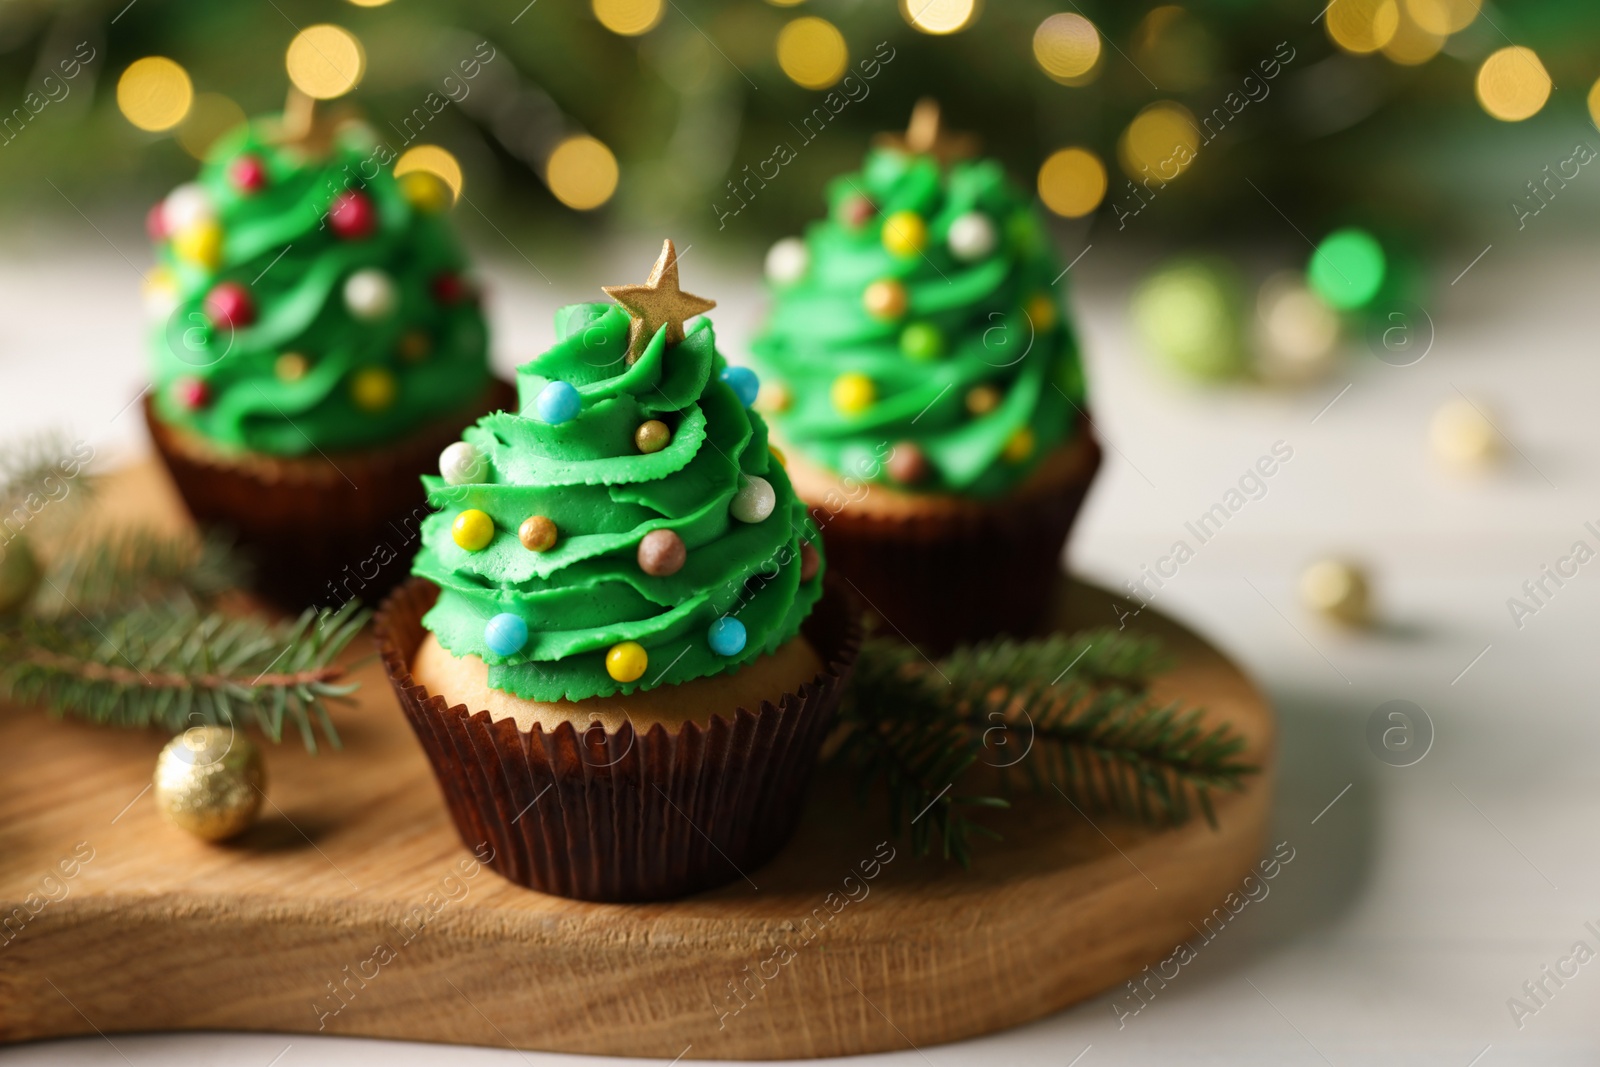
{"left": 4, "top": 0, "right": 1598, "bottom": 251}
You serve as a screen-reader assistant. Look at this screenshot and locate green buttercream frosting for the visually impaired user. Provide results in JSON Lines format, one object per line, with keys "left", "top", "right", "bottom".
{"left": 751, "top": 147, "right": 1087, "bottom": 498}
{"left": 413, "top": 304, "right": 824, "bottom": 702}
{"left": 146, "top": 120, "right": 490, "bottom": 456}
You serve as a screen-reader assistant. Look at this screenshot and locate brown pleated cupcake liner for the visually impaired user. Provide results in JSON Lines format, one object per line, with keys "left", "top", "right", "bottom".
{"left": 814, "top": 433, "right": 1102, "bottom": 655}
{"left": 144, "top": 378, "right": 516, "bottom": 612}
{"left": 375, "top": 577, "right": 862, "bottom": 902}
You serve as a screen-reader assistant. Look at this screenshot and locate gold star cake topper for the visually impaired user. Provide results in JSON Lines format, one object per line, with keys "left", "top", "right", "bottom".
{"left": 603, "top": 239, "right": 717, "bottom": 364}
{"left": 874, "top": 98, "right": 980, "bottom": 166}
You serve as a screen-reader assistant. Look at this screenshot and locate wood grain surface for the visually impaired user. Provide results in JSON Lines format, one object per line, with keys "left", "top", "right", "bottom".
{"left": 0, "top": 461, "right": 1276, "bottom": 1060}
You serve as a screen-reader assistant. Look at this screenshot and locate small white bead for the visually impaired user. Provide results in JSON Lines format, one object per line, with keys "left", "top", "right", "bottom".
{"left": 947, "top": 212, "right": 997, "bottom": 262}
{"left": 730, "top": 474, "right": 776, "bottom": 523}
{"left": 1255, "top": 275, "right": 1340, "bottom": 383}
{"left": 765, "top": 237, "right": 809, "bottom": 285}
{"left": 439, "top": 441, "right": 486, "bottom": 485}
{"left": 143, "top": 281, "right": 179, "bottom": 322}
{"left": 1430, "top": 398, "right": 1498, "bottom": 466}
{"left": 162, "top": 183, "right": 214, "bottom": 233}
{"left": 344, "top": 268, "right": 397, "bottom": 320}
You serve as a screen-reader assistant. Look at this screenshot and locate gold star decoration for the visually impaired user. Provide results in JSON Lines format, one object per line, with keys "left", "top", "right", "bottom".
{"left": 874, "top": 98, "right": 980, "bottom": 166}
{"left": 274, "top": 86, "right": 359, "bottom": 154}
{"left": 602, "top": 239, "right": 717, "bottom": 364}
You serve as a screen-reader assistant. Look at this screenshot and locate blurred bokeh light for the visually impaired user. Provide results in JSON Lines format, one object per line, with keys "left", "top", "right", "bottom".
{"left": 117, "top": 57, "right": 193, "bottom": 133}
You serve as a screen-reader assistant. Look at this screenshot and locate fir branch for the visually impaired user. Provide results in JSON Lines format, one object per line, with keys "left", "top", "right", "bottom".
{"left": 0, "top": 429, "right": 92, "bottom": 537}
{"left": 0, "top": 430, "right": 90, "bottom": 505}
{"left": 832, "top": 639, "right": 1008, "bottom": 866}
{"left": 831, "top": 631, "right": 1257, "bottom": 865}
{"left": 34, "top": 527, "right": 246, "bottom": 616}
{"left": 0, "top": 599, "right": 368, "bottom": 750}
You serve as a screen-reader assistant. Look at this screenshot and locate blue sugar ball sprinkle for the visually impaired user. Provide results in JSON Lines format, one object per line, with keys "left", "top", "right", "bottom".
{"left": 484, "top": 613, "right": 529, "bottom": 657}
{"left": 721, "top": 366, "right": 760, "bottom": 408}
{"left": 535, "top": 381, "right": 582, "bottom": 425}
{"left": 707, "top": 616, "right": 747, "bottom": 657}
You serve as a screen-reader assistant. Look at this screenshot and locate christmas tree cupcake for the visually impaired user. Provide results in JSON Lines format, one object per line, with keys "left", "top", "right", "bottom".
{"left": 751, "top": 101, "right": 1101, "bottom": 652}
{"left": 376, "top": 242, "right": 860, "bottom": 902}
{"left": 142, "top": 110, "right": 511, "bottom": 609}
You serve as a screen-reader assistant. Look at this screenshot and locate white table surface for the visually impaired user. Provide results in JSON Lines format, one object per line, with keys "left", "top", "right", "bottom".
{"left": 3, "top": 221, "right": 1598, "bottom": 1066}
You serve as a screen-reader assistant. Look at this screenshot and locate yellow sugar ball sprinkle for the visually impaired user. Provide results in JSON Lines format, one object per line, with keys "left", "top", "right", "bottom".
{"left": 1025, "top": 293, "right": 1058, "bottom": 332}
{"left": 452, "top": 509, "right": 495, "bottom": 551}
{"left": 831, "top": 372, "right": 876, "bottom": 415}
{"left": 606, "top": 641, "right": 648, "bottom": 683}
{"left": 173, "top": 222, "right": 222, "bottom": 269}
{"left": 1002, "top": 426, "right": 1036, "bottom": 463}
{"left": 881, "top": 211, "right": 928, "bottom": 257}
{"left": 350, "top": 367, "right": 397, "bottom": 411}
{"left": 400, "top": 170, "right": 450, "bottom": 213}
{"left": 142, "top": 266, "right": 177, "bottom": 306}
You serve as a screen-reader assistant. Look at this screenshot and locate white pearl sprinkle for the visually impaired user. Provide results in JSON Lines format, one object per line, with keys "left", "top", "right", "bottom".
{"left": 142, "top": 280, "right": 179, "bottom": 322}
{"left": 730, "top": 474, "right": 776, "bottom": 523}
{"left": 947, "top": 212, "right": 997, "bottom": 262}
{"left": 162, "top": 183, "right": 214, "bottom": 233}
{"left": 439, "top": 441, "right": 487, "bottom": 486}
{"left": 344, "top": 268, "right": 397, "bottom": 321}
{"left": 764, "top": 237, "right": 809, "bottom": 286}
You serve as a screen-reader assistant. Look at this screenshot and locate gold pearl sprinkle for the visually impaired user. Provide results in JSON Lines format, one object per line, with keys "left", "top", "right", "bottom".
{"left": 275, "top": 352, "right": 310, "bottom": 381}
{"left": 966, "top": 384, "right": 1001, "bottom": 415}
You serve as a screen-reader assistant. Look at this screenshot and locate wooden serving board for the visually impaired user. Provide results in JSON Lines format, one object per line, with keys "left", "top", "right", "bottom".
{"left": 0, "top": 462, "right": 1275, "bottom": 1060}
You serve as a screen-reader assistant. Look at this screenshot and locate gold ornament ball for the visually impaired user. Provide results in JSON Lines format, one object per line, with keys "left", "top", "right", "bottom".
{"left": 153, "top": 727, "right": 265, "bottom": 841}
{"left": 1430, "top": 397, "right": 1499, "bottom": 466}
{"left": 1300, "top": 558, "right": 1372, "bottom": 627}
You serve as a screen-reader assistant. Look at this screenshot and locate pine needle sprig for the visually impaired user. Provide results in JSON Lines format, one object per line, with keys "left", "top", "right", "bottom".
{"left": 831, "top": 630, "right": 1257, "bottom": 865}
{"left": 0, "top": 430, "right": 92, "bottom": 506}
{"left": 0, "top": 599, "right": 368, "bottom": 750}
{"left": 937, "top": 628, "right": 1170, "bottom": 715}
{"left": 832, "top": 638, "right": 1009, "bottom": 866}
{"left": 0, "top": 429, "right": 93, "bottom": 538}
{"left": 33, "top": 528, "right": 247, "bottom": 616}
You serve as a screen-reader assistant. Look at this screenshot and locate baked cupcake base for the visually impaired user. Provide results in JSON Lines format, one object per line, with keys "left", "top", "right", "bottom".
{"left": 145, "top": 378, "right": 516, "bottom": 612}
{"left": 375, "top": 577, "right": 862, "bottom": 902}
{"left": 783, "top": 430, "right": 1102, "bottom": 654}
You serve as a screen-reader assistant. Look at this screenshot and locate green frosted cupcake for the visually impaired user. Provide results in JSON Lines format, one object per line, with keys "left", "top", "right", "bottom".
{"left": 141, "top": 115, "right": 509, "bottom": 608}
{"left": 750, "top": 102, "right": 1101, "bottom": 652}
{"left": 377, "top": 243, "right": 860, "bottom": 901}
